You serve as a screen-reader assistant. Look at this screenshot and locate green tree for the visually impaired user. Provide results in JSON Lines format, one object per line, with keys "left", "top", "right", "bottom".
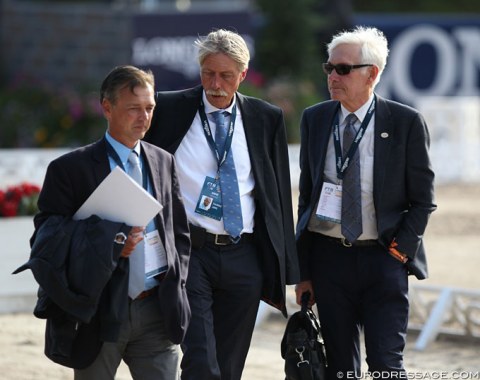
{"left": 254, "top": 0, "right": 321, "bottom": 82}
{"left": 246, "top": 0, "right": 326, "bottom": 142}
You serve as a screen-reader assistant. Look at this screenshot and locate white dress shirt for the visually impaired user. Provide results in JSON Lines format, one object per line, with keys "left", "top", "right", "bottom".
{"left": 308, "top": 94, "right": 378, "bottom": 240}
{"left": 174, "top": 91, "right": 255, "bottom": 235}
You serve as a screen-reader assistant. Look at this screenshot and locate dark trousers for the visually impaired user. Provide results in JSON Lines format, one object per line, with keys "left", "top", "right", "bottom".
{"left": 309, "top": 234, "right": 409, "bottom": 380}
{"left": 74, "top": 295, "right": 180, "bottom": 380}
{"left": 180, "top": 240, "right": 263, "bottom": 380}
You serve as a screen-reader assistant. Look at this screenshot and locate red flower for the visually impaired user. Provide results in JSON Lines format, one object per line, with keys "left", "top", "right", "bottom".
{"left": 0, "top": 182, "right": 41, "bottom": 217}
{"left": 1, "top": 200, "right": 18, "bottom": 217}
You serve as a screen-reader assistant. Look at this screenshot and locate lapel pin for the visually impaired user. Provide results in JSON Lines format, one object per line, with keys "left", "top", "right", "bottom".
{"left": 381, "top": 132, "right": 389, "bottom": 138}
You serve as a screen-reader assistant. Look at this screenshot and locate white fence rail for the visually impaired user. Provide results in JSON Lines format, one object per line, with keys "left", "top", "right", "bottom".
{"left": 409, "top": 285, "right": 480, "bottom": 350}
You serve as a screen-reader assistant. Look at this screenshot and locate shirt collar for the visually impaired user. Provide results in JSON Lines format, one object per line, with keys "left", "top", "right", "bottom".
{"left": 105, "top": 131, "right": 141, "bottom": 166}
{"left": 340, "top": 93, "right": 375, "bottom": 125}
{"left": 202, "top": 90, "right": 237, "bottom": 115}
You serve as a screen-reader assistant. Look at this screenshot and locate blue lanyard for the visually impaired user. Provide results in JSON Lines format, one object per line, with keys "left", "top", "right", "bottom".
{"left": 333, "top": 97, "right": 375, "bottom": 180}
{"left": 198, "top": 101, "right": 237, "bottom": 172}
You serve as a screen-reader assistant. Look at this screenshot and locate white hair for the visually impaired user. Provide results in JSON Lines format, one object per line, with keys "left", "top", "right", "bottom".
{"left": 327, "top": 26, "right": 389, "bottom": 87}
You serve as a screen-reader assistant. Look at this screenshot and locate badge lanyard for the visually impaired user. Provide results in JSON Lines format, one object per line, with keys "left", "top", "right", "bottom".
{"left": 198, "top": 101, "right": 237, "bottom": 178}
{"left": 332, "top": 96, "right": 376, "bottom": 181}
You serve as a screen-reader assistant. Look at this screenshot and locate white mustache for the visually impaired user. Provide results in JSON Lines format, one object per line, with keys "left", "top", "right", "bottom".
{"left": 206, "top": 89, "right": 228, "bottom": 97}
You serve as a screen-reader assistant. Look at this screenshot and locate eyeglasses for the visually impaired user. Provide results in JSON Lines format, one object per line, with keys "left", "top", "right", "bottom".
{"left": 322, "top": 63, "right": 373, "bottom": 76}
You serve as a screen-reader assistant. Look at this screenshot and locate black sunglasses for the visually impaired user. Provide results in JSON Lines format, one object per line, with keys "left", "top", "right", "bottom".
{"left": 322, "top": 63, "right": 373, "bottom": 76}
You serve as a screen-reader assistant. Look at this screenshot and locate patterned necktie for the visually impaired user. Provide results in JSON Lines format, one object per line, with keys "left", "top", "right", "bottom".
{"left": 212, "top": 111, "right": 243, "bottom": 239}
{"left": 341, "top": 113, "right": 363, "bottom": 243}
{"left": 127, "top": 150, "right": 145, "bottom": 299}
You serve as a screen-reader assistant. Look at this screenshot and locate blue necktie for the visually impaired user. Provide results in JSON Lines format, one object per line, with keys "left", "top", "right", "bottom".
{"left": 341, "top": 113, "right": 363, "bottom": 243}
{"left": 127, "top": 150, "right": 145, "bottom": 299}
{"left": 212, "top": 111, "right": 243, "bottom": 239}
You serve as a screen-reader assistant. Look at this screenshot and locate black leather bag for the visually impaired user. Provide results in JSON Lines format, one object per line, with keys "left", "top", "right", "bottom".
{"left": 281, "top": 293, "right": 327, "bottom": 380}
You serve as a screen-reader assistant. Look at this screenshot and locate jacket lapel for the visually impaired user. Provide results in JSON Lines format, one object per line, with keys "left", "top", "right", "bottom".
{"left": 311, "top": 102, "right": 338, "bottom": 203}
{"left": 236, "top": 93, "right": 264, "bottom": 182}
{"left": 372, "top": 95, "right": 393, "bottom": 209}
{"left": 141, "top": 141, "right": 160, "bottom": 199}
{"left": 168, "top": 86, "right": 203, "bottom": 153}
{"left": 139, "top": 141, "right": 171, "bottom": 265}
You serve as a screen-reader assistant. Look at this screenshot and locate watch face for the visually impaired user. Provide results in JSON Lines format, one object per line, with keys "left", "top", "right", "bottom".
{"left": 115, "top": 232, "right": 127, "bottom": 244}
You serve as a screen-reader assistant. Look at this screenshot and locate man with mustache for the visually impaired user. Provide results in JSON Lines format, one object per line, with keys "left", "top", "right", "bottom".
{"left": 144, "top": 29, "right": 299, "bottom": 380}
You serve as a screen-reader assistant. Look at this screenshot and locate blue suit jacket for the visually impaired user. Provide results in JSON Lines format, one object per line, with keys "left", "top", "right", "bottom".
{"left": 296, "top": 95, "right": 436, "bottom": 280}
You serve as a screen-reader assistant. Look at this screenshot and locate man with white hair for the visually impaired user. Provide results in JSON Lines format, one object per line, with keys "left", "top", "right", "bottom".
{"left": 145, "top": 29, "right": 299, "bottom": 380}
{"left": 295, "top": 26, "right": 436, "bottom": 378}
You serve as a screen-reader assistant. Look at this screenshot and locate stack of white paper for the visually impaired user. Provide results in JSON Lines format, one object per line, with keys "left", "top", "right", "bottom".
{"left": 73, "top": 166, "right": 163, "bottom": 226}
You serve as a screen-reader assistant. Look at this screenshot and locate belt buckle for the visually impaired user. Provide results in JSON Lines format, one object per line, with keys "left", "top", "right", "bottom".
{"left": 214, "top": 234, "right": 230, "bottom": 246}
{"left": 341, "top": 238, "right": 353, "bottom": 247}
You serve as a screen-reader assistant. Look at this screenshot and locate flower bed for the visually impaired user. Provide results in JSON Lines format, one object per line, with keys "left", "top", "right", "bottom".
{"left": 0, "top": 182, "right": 41, "bottom": 217}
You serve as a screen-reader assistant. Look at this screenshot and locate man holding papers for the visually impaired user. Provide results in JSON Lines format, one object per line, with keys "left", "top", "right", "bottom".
{"left": 28, "top": 65, "right": 190, "bottom": 379}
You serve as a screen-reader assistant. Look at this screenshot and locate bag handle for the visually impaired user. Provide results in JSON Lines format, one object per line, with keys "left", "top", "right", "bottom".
{"left": 301, "top": 291, "right": 323, "bottom": 338}
{"left": 300, "top": 291, "right": 311, "bottom": 313}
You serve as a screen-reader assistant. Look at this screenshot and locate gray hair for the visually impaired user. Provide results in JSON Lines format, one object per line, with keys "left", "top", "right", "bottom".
{"left": 327, "top": 26, "right": 389, "bottom": 87}
{"left": 195, "top": 29, "right": 250, "bottom": 72}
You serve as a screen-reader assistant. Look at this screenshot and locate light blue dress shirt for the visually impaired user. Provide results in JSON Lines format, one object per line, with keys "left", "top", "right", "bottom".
{"left": 105, "top": 132, "right": 159, "bottom": 290}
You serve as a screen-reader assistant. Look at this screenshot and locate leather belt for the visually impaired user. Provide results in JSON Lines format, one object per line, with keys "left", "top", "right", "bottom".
{"left": 135, "top": 285, "right": 159, "bottom": 301}
{"left": 316, "top": 233, "right": 379, "bottom": 248}
{"left": 205, "top": 231, "right": 254, "bottom": 246}
{"left": 189, "top": 223, "right": 254, "bottom": 248}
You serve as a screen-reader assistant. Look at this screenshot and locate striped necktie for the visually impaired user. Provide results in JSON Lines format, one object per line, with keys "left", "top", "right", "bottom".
{"left": 341, "top": 113, "right": 363, "bottom": 243}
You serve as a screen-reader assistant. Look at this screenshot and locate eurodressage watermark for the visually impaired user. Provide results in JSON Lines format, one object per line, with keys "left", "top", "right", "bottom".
{"left": 336, "top": 371, "right": 480, "bottom": 379}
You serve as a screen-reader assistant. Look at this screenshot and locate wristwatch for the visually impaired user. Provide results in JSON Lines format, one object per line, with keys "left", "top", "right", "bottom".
{"left": 114, "top": 232, "right": 127, "bottom": 245}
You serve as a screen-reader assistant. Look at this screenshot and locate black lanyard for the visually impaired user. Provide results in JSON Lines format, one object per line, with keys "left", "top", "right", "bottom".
{"left": 333, "top": 97, "right": 375, "bottom": 180}
{"left": 198, "top": 101, "right": 237, "bottom": 172}
{"left": 105, "top": 140, "right": 148, "bottom": 189}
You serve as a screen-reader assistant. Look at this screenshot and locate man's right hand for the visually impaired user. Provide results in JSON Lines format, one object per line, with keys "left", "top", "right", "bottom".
{"left": 295, "top": 280, "right": 315, "bottom": 307}
{"left": 120, "top": 226, "right": 145, "bottom": 258}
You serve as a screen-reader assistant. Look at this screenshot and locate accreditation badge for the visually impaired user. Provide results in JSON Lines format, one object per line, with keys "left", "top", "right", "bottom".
{"left": 195, "top": 176, "right": 223, "bottom": 221}
{"left": 144, "top": 230, "right": 167, "bottom": 278}
{"left": 315, "top": 182, "right": 342, "bottom": 224}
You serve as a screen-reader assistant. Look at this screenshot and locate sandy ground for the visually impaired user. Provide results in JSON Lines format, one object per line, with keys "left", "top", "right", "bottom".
{"left": 1, "top": 183, "right": 480, "bottom": 379}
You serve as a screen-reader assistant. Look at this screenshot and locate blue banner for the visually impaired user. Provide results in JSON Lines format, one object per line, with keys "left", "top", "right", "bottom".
{"left": 131, "top": 12, "right": 480, "bottom": 106}
{"left": 355, "top": 14, "right": 480, "bottom": 105}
